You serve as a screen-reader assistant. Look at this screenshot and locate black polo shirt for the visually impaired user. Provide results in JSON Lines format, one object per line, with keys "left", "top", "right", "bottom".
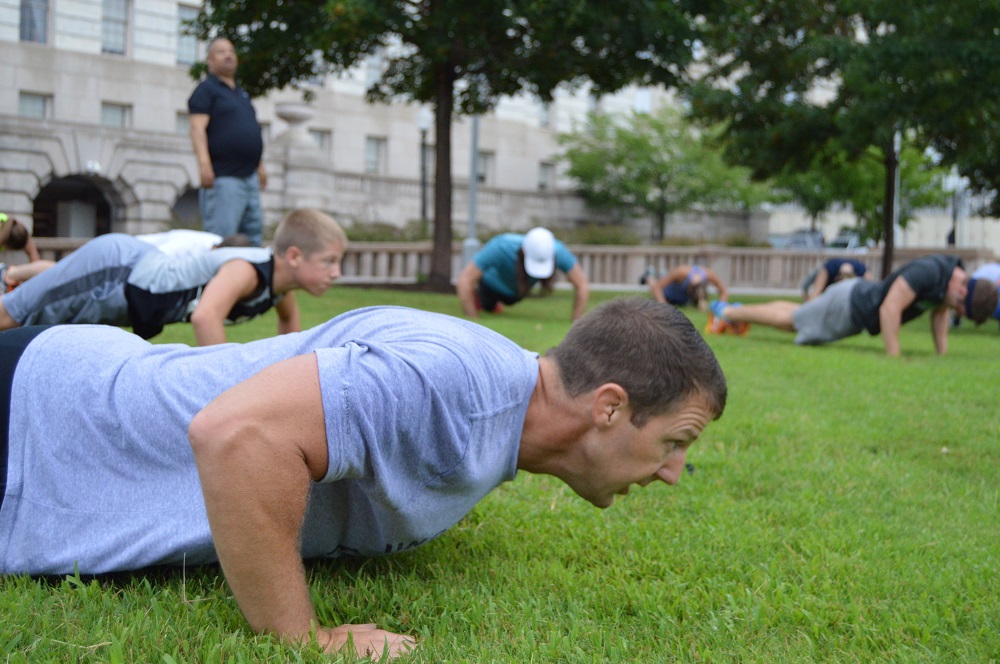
{"left": 188, "top": 74, "right": 264, "bottom": 178}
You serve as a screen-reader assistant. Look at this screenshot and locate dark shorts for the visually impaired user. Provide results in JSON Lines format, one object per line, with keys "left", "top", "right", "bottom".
{"left": 477, "top": 282, "right": 521, "bottom": 312}
{"left": 0, "top": 326, "right": 51, "bottom": 511}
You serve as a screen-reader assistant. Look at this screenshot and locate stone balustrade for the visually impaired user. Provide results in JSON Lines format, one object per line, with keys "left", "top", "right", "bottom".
{"left": 20, "top": 237, "right": 997, "bottom": 294}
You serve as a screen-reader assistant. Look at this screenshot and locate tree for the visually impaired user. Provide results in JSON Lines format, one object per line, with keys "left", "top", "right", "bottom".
{"left": 193, "top": 1, "right": 703, "bottom": 290}
{"left": 776, "top": 140, "right": 950, "bottom": 240}
{"left": 558, "top": 108, "right": 772, "bottom": 240}
{"left": 686, "top": 0, "right": 1000, "bottom": 276}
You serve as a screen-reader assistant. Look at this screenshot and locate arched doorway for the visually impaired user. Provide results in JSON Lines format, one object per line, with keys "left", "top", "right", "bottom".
{"left": 170, "top": 186, "right": 201, "bottom": 229}
{"left": 31, "top": 175, "right": 123, "bottom": 237}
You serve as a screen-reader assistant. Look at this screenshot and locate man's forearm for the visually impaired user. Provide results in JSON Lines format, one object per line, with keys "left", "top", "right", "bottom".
{"left": 572, "top": 286, "right": 589, "bottom": 321}
{"left": 456, "top": 280, "right": 479, "bottom": 317}
{"left": 930, "top": 308, "right": 950, "bottom": 355}
{"left": 879, "top": 311, "right": 902, "bottom": 356}
{"left": 191, "top": 425, "right": 317, "bottom": 639}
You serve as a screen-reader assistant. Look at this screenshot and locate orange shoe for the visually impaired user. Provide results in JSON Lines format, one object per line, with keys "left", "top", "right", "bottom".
{"left": 705, "top": 311, "right": 730, "bottom": 335}
{"left": 730, "top": 321, "right": 751, "bottom": 336}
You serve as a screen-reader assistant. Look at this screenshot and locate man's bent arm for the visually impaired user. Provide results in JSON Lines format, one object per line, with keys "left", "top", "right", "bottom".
{"left": 275, "top": 292, "right": 300, "bottom": 336}
{"left": 878, "top": 278, "right": 917, "bottom": 357}
{"left": 456, "top": 262, "right": 483, "bottom": 317}
{"left": 930, "top": 304, "right": 950, "bottom": 355}
{"left": 189, "top": 260, "right": 259, "bottom": 345}
{"left": 188, "top": 354, "right": 414, "bottom": 659}
{"left": 565, "top": 263, "right": 590, "bottom": 321}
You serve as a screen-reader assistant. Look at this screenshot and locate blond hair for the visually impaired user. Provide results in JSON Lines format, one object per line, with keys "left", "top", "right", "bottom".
{"left": 272, "top": 209, "right": 347, "bottom": 256}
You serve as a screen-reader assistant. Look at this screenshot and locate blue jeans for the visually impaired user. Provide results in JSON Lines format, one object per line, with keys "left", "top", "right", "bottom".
{"left": 199, "top": 173, "right": 264, "bottom": 246}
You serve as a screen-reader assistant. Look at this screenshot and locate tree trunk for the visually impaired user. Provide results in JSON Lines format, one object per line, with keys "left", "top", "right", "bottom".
{"left": 881, "top": 139, "right": 898, "bottom": 279}
{"left": 427, "top": 62, "right": 455, "bottom": 292}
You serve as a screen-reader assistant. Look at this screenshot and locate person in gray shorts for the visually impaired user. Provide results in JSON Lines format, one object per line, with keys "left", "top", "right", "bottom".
{"left": 0, "top": 208, "right": 347, "bottom": 345}
{"left": 706, "top": 255, "right": 998, "bottom": 357}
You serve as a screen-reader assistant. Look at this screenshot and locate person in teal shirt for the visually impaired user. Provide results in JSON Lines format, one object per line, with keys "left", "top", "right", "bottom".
{"left": 456, "top": 227, "right": 590, "bottom": 321}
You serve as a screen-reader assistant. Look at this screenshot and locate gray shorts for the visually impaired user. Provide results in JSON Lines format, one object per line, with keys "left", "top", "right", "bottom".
{"left": 3, "top": 234, "right": 156, "bottom": 327}
{"left": 792, "top": 279, "right": 863, "bottom": 345}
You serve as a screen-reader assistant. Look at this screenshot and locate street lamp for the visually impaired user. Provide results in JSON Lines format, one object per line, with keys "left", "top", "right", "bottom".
{"left": 943, "top": 167, "right": 968, "bottom": 247}
{"left": 416, "top": 107, "right": 433, "bottom": 228}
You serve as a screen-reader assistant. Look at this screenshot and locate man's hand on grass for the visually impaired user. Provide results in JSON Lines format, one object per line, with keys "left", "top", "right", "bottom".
{"left": 318, "top": 623, "right": 416, "bottom": 660}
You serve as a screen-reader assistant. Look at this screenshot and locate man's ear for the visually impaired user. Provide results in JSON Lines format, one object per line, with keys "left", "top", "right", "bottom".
{"left": 282, "top": 245, "right": 304, "bottom": 267}
{"left": 591, "top": 383, "right": 629, "bottom": 429}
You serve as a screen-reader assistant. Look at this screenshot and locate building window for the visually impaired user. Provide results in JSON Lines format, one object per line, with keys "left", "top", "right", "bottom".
{"left": 309, "top": 129, "right": 332, "bottom": 155}
{"left": 20, "top": 0, "right": 48, "bottom": 43}
{"left": 364, "top": 48, "right": 383, "bottom": 89}
{"left": 476, "top": 151, "right": 495, "bottom": 185}
{"left": 538, "top": 162, "right": 555, "bottom": 191}
{"left": 177, "top": 5, "right": 199, "bottom": 65}
{"left": 102, "top": 0, "right": 129, "bottom": 55}
{"left": 539, "top": 101, "right": 551, "bottom": 128}
{"left": 101, "top": 102, "right": 131, "bottom": 128}
{"left": 365, "top": 136, "right": 387, "bottom": 175}
{"left": 633, "top": 89, "right": 652, "bottom": 114}
{"left": 19, "top": 92, "right": 51, "bottom": 119}
{"left": 588, "top": 93, "right": 603, "bottom": 116}
{"left": 175, "top": 111, "right": 190, "bottom": 135}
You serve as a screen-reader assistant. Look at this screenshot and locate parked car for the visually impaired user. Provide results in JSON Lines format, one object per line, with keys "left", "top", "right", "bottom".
{"left": 826, "top": 231, "right": 872, "bottom": 253}
{"left": 768, "top": 229, "right": 825, "bottom": 250}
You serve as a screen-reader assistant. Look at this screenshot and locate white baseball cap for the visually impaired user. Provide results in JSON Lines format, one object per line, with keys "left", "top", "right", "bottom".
{"left": 521, "top": 227, "right": 556, "bottom": 279}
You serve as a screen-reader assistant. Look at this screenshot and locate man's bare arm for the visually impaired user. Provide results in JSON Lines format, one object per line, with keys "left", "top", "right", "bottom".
{"left": 456, "top": 262, "right": 484, "bottom": 317}
{"left": 930, "top": 304, "right": 951, "bottom": 355}
{"left": 189, "top": 260, "right": 259, "bottom": 346}
{"left": 274, "top": 292, "right": 300, "bottom": 335}
{"left": 878, "top": 278, "right": 917, "bottom": 357}
{"left": 189, "top": 113, "right": 215, "bottom": 188}
{"left": 565, "top": 263, "right": 590, "bottom": 321}
{"left": 188, "top": 354, "right": 415, "bottom": 659}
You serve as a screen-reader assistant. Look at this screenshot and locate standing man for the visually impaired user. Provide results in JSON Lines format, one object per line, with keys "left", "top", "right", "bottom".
{"left": 188, "top": 38, "right": 268, "bottom": 246}
{"left": 456, "top": 227, "right": 590, "bottom": 321}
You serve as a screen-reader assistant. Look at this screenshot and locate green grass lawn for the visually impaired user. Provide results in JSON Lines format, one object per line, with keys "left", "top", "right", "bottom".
{"left": 2, "top": 287, "right": 998, "bottom": 662}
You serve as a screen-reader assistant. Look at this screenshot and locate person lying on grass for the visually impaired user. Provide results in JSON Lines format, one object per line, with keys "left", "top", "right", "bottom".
{"left": 706, "top": 254, "right": 998, "bottom": 357}
{"left": 0, "top": 208, "right": 345, "bottom": 345}
{"left": 0, "top": 298, "right": 726, "bottom": 660}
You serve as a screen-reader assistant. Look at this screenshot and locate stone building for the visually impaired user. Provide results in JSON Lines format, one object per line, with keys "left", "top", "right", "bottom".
{"left": 2, "top": 0, "right": 738, "bottom": 241}
{"left": 2, "top": 1, "right": 995, "bottom": 255}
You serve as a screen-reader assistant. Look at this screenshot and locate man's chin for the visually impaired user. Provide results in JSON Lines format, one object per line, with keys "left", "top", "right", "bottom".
{"left": 587, "top": 494, "right": 615, "bottom": 509}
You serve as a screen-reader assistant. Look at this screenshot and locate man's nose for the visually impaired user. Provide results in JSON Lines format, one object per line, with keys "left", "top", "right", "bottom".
{"left": 657, "top": 449, "right": 688, "bottom": 485}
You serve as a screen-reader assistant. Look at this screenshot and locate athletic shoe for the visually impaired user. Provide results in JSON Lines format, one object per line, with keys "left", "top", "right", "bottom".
{"left": 705, "top": 300, "right": 730, "bottom": 334}
{"left": 725, "top": 302, "right": 751, "bottom": 336}
{"left": 639, "top": 266, "right": 655, "bottom": 286}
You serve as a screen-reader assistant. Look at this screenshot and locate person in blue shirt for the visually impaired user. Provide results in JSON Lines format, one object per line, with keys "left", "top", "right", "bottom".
{"left": 188, "top": 38, "right": 268, "bottom": 246}
{"left": 648, "top": 264, "right": 728, "bottom": 311}
{"left": 456, "top": 227, "right": 590, "bottom": 321}
{"left": 802, "top": 258, "right": 870, "bottom": 301}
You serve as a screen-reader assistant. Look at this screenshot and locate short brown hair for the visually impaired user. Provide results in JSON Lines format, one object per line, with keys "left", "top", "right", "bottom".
{"left": 272, "top": 209, "right": 347, "bottom": 257}
{"left": 547, "top": 298, "right": 727, "bottom": 427}
{"left": 4, "top": 221, "right": 30, "bottom": 250}
{"left": 968, "top": 277, "right": 999, "bottom": 325}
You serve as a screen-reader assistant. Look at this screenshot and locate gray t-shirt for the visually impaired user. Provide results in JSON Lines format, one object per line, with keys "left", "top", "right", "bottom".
{"left": 0, "top": 306, "right": 537, "bottom": 575}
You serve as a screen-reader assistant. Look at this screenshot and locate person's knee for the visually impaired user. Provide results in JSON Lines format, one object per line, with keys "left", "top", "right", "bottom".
{"left": 0, "top": 299, "right": 22, "bottom": 331}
